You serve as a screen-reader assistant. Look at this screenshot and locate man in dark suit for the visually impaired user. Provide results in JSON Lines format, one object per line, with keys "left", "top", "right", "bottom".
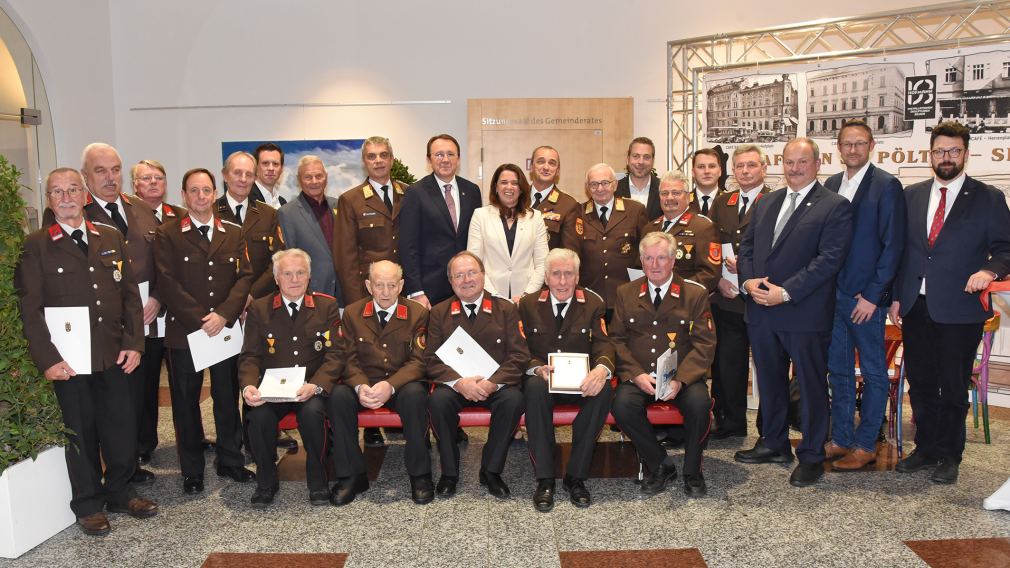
{"left": 528, "top": 145, "right": 581, "bottom": 251}
{"left": 734, "top": 137, "right": 853, "bottom": 487}
{"left": 17, "top": 168, "right": 158, "bottom": 536}
{"left": 615, "top": 137, "right": 662, "bottom": 220}
{"left": 689, "top": 148, "right": 725, "bottom": 216}
{"left": 399, "top": 134, "right": 481, "bottom": 309}
{"left": 822, "top": 120, "right": 907, "bottom": 470}
{"left": 251, "top": 142, "right": 287, "bottom": 208}
{"left": 890, "top": 121, "right": 1010, "bottom": 484}
{"left": 707, "top": 145, "right": 771, "bottom": 440}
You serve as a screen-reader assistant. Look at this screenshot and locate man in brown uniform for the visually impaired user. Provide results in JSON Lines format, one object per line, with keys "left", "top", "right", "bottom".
{"left": 646, "top": 171, "right": 719, "bottom": 293}
{"left": 426, "top": 251, "right": 528, "bottom": 499}
{"left": 528, "top": 145, "right": 581, "bottom": 251}
{"left": 519, "top": 248, "right": 615, "bottom": 512}
{"left": 689, "top": 148, "right": 725, "bottom": 216}
{"left": 239, "top": 249, "right": 344, "bottom": 507}
{"left": 577, "top": 163, "right": 649, "bottom": 319}
{"left": 217, "top": 151, "right": 283, "bottom": 299}
{"left": 610, "top": 231, "right": 716, "bottom": 497}
{"left": 154, "top": 167, "right": 255, "bottom": 494}
{"left": 341, "top": 260, "right": 432, "bottom": 504}
{"left": 17, "top": 168, "right": 158, "bottom": 536}
{"left": 707, "top": 144, "right": 771, "bottom": 439}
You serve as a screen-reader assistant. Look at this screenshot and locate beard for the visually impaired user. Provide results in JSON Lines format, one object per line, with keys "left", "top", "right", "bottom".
{"left": 933, "top": 160, "right": 964, "bottom": 181}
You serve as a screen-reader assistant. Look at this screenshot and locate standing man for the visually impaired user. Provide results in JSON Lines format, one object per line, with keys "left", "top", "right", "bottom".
{"left": 217, "top": 151, "right": 283, "bottom": 300}
{"left": 690, "top": 148, "right": 724, "bottom": 216}
{"left": 277, "top": 156, "right": 342, "bottom": 304}
{"left": 519, "top": 248, "right": 614, "bottom": 511}
{"left": 399, "top": 134, "right": 482, "bottom": 309}
{"left": 890, "top": 121, "right": 1010, "bottom": 484}
{"left": 251, "top": 142, "right": 287, "bottom": 208}
{"left": 646, "top": 171, "right": 719, "bottom": 293}
{"left": 340, "top": 260, "right": 433, "bottom": 504}
{"left": 528, "top": 145, "right": 581, "bottom": 251}
{"left": 823, "top": 119, "right": 907, "bottom": 470}
{"left": 426, "top": 252, "right": 528, "bottom": 499}
{"left": 707, "top": 145, "right": 771, "bottom": 439}
{"left": 615, "top": 137, "right": 662, "bottom": 220}
{"left": 155, "top": 168, "right": 256, "bottom": 494}
{"left": 610, "top": 232, "right": 716, "bottom": 497}
{"left": 734, "top": 138, "right": 853, "bottom": 487}
{"left": 577, "top": 163, "right": 649, "bottom": 319}
{"left": 17, "top": 168, "right": 158, "bottom": 536}
{"left": 133, "top": 159, "right": 187, "bottom": 222}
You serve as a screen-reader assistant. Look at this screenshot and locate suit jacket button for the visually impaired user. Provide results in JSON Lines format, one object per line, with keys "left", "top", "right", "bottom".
{"left": 58, "top": 267, "right": 64, "bottom": 273}
{"left": 209, "top": 261, "right": 214, "bottom": 266}
{"left": 293, "top": 351, "right": 298, "bottom": 356}
{"left": 209, "top": 292, "right": 214, "bottom": 297}
{"left": 98, "top": 316, "right": 103, "bottom": 322}
{"left": 293, "top": 337, "right": 298, "bottom": 341}
{"left": 89, "top": 267, "right": 95, "bottom": 272}
{"left": 208, "top": 276, "right": 213, "bottom": 280}
{"left": 96, "top": 300, "right": 101, "bottom": 306}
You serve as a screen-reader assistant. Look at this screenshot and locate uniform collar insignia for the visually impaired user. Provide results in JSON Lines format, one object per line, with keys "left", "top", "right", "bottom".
{"left": 450, "top": 301, "right": 461, "bottom": 315}
{"left": 180, "top": 217, "right": 192, "bottom": 232}
{"left": 86, "top": 220, "right": 100, "bottom": 236}
{"left": 538, "top": 290, "right": 549, "bottom": 302}
{"left": 48, "top": 224, "right": 64, "bottom": 241}
{"left": 304, "top": 294, "right": 315, "bottom": 309}
{"left": 679, "top": 213, "right": 692, "bottom": 225}
{"left": 639, "top": 283, "right": 648, "bottom": 297}
{"left": 584, "top": 201, "right": 593, "bottom": 214}
{"left": 670, "top": 283, "right": 681, "bottom": 298}
{"left": 85, "top": 192, "right": 94, "bottom": 205}
{"left": 727, "top": 192, "right": 739, "bottom": 206}
{"left": 363, "top": 302, "right": 375, "bottom": 317}
{"left": 163, "top": 204, "right": 177, "bottom": 217}
{"left": 272, "top": 294, "right": 283, "bottom": 309}
{"left": 215, "top": 217, "right": 225, "bottom": 232}
{"left": 547, "top": 189, "right": 559, "bottom": 203}
{"left": 614, "top": 198, "right": 625, "bottom": 212}
{"left": 362, "top": 185, "right": 374, "bottom": 199}
{"left": 481, "top": 298, "right": 493, "bottom": 314}
{"left": 396, "top": 304, "right": 408, "bottom": 320}
{"left": 575, "top": 289, "right": 586, "bottom": 303}
{"left": 394, "top": 182, "right": 404, "bottom": 195}
{"left": 119, "top": 192, "right": 131, "bottom": 203}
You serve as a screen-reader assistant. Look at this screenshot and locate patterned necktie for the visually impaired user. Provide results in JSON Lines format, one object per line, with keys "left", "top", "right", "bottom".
{"left": 378, "top": 310, "right": 389, "bottom": 328}
{"left": 555, "top": 302, "right": 566, "bottom": 329}
{"left": 198, "top": 225, "right": 211, "bottom": 242}
{"left": 465, "top": 303, "right": 477, "bottom": 323}
{"left": 444, "top": 184, "right": 458, "bottom": 232}
{"left": 381, "top": 185, "right": 393, "bottom": 213}
{"left": 739, "top": 196, "right": 749, "bottom": 222}
{"left": 105, "top": 202, "right": 128, "bottom": 235}
{"left": 701, "top": 195, "right": 711, "bottom": 216}
{"left": 772, "top": 192, "right": 799, "bottom": 246}
{"left": 653, "top": 287, "right": 663, "bottom": 309}
{"left": 599, "top": 206, "right": 609, "bottom": 227}
{"left": 70, "top": 229, "right": 88, "bottom": 256}
{"left": 289, "top": 301, "right": 299, "bottom": 321}
{"left": 927, "top": 187, "right": 948, "bottom": 248}
{"left": 234, "top": 204, "right": 243, "bottom": 223}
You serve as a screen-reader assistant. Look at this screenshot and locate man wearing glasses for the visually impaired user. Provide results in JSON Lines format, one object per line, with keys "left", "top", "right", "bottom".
{"left": 645, "top": 171, "right": 719, "bottom": 293}
{"left": 890, "top": 120, "right": 1010, "bottom": 484}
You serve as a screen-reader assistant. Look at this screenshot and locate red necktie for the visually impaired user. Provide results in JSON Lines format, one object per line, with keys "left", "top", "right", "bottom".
{"left": 927, "top": 187, "right": 947, "bottom": 248}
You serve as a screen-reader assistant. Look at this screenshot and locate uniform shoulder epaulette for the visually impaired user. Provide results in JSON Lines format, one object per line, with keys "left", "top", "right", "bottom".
{"left": 684, "top": 278, "right": 705, "bottom": 289}
{"left": 91, "top": 221, "right": 117, "bottom": 231}
{"left": 221, "top": 219, "right": 241, "bottom": 228}
{"left": 547, "top": 190, "right": 559, "bottom": 204}
{"left": 582, "top": 287, "right": 605, "bottom": 303}
{"left": 311, "top": 291, "right": 336, "bottom": 300}
{"left": 404, "top": 297, "right": 428, "bottom": 310}
{"left": 697, "top": 214, "right": 713, "bottom": 223}
{"left": 584, "top": 201, "right": 593, "bottom": 214}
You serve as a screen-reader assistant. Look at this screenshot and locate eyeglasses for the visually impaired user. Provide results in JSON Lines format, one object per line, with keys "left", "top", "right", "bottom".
{"left": 838, "top": 141, "right": 870, "bottom": 150}
{"left": 136, "top": 175, "right": 165, "bottom": 183}
{"left": 659, "top": 190, "right": 688, "bottom": 198}
{"left": 432, "top": 152, "right": 458, "bottom": 160}
{"left": 930, "top": 147, "right": 964, "bottom": 159}
{"left": 47, "top": 187, "right": 84, "bottom": 199}
{"left": 278, "top": 270, "right": 308, "bottom": 280}
{"left": 588, "top": 180, "right": 615, "bottom": 190}
{"left": 450, "top": 270, "right": 481, "bottom": 281}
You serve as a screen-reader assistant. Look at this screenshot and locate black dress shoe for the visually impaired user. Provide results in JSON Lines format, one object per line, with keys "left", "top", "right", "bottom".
{"left": 683, "top": 473, "right": 707, "bottom": 497}
{"left": 309, "top": 489, "right": 330, "bottom": 506}
{"left": 137, "top": 451, "right": 152, "bottom": 465}
{"left": 789, "top": 461, "right": 824, "bottom": 487}
{"left": 456, "top": 427, "right": 469, "bottom": 444}
{"left": 533, "top": 479, "right": 555, "bottom": 512}
{"left": 201, "top": 438, "right": 216, "bottom": 452}
{"left": 710, "top": 427, "right": 747, "bottom": 440}
{"left": 363, "top": 427, "right": 385, "bottom": 448}
{"left": 410, "top": 475, "right": 435, "bottom": 505}
{"left": 479, "top": 469, "right": 511, "bottom": 499}
{"left": 130, "top": 467, "right": 155, "bottom": 485}
{"left": 436, "top": 475, "right": 458, "bottom": 498}
{"left": 250, "top": 485, "right": 279, "bottom": 508}
{"left": 562, "top": 476, "right": 592, "bottom": 508}
{"left": 659, "top": 436, "right": 684, "bottom": 449}
{"left": 734, "top": 438, "right": 795, "bottom": 464}
{"left": 277, "top": 431, "right": 299, "bottom": 451}
{"left": 183, "top": 476, "right": 204, "bottom": 494}
{"left": 930, "top": 459, "right": 959, "bottom": 484}
{"left": 641, "top": 461, "right": 677, "bottom": 495}
{"left": 895, "top": 449, "right": 940, "bottom": 473}
{"left": 330, "top": 473, "right": 369, "bottom": 506}
{"left": 217, "top": 465, "right": 256, "bottom": 483}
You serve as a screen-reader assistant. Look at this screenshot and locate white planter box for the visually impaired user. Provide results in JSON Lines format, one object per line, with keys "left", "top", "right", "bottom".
{"left": 0, "top": 446, "right": 75, "bottom": 558}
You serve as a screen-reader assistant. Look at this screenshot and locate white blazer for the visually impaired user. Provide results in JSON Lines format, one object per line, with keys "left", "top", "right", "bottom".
{"left": 467, "top": 204, "right": 549, "bottom": 299}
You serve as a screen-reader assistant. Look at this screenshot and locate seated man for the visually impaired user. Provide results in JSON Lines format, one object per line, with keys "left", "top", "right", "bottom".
{"left": 426, "top": 251, "right": 528, "bottom": 499}
{"left": 519, "top": 248, "right": 615, "bottom": 512}
{"left": 610, "top": 231, "right": 716, "bottom": 497}
{"left": 341, "top": 260, "right": 433, "bottom": 504}
{"left": 239, "top": 249, "right": 344, "bottom": 507}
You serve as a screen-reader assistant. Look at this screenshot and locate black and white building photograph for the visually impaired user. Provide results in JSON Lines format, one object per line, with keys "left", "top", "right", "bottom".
{"left": 705, "top": 73, "right": 798, "bottom": 143}
{"left": 805, "top": 63, "right": 915, "bottom": 138}
{"left": 926, "top": 49, "right": 1010, "bottom": 134}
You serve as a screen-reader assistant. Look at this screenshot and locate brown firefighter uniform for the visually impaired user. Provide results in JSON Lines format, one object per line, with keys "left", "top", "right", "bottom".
{"left": 335, "top": 180, "right": 407, "bottom": 304}
{"left": 646, "top": 211, "right": 720, "bottom": 294}
{"left": 533, "top": 187, "right": 582, "bottom": 251}
{"left": 216, "top": 197, "right": 284, "bottom": 299}
{"left": 576, "top": 197, "right": 649, "bottom": 308}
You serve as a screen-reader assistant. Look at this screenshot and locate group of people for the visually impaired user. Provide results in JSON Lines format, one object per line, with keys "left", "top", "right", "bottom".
{"left": 15, "top": 121, "right": 1010, "bottom": 537}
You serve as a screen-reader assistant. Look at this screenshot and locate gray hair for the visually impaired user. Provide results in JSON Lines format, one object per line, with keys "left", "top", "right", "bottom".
{"left": 545, "top": 247, "right": 581, "bottom": 275}
{"left": 783, "top": 137, "right": 820, "bottom": 160}
{"left": 658, "top": 170, "right": 689, "bottom": 188}
{"left": 223, "top": 151, "right": 256, "bottom": 173}
{"left": 362, "top": 137, "right": 393, "bottom": 160}
{"left": 732, "top": 144, "right": 766, "bottom": 163}
{"left": 584, "top": 163, "right": 616, "bottom": 183}
{"left": 639, "top": 231, "right": 678, "bottom": 257}
{"left": 368, "top": 260, "right": 403, "bottom": 281}
{"left": 272, "top": 248, "right": 312, "bottom": 278}
{"left": 297, "top": 155, "right": 325, "bottom": 177}
{"left": 80, "top": 142, "right": 121, "bottom": 170}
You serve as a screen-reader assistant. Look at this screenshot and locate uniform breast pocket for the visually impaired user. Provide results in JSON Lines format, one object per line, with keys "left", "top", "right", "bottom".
{"left": 616, "top": 235, "right": 635, "bottom": 257}
{"left": 357, "top": 216, "right": 386, "bottom": 231}
{"left": 43, "top": 263, "right": 82, "bottom": 301}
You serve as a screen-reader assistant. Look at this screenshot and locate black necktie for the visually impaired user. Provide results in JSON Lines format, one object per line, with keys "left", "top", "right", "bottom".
{"left": 289, "top": 301, "right": 299, "bottom": 321}
{"left": 739, "top": 196, "right": 749, "bottom": 222}
{"left": 235, "top": 204, "right": 243, "bottom": 223}
{"left": 662, "top": 219, "right": 672, "bottom": 232}
{"left": 70, "top": 229, "right": 88, "bottom": 256}
{"left": 701, "top": 195, "right": 710, "bottom": 216}
{"left": 599, "top": 206, "right": 609, "bottom": 227}
{"left": 466, "top": 303, "right": 477, "bottom": 323}
{"left": 198, "top": 225, "right": 211, "bottom": 241}
{"left": 381, "top": 185, "right": 393, "bottom": 213}
{"left": 105, "top": 202, "right": 128, "bottom": 235}
{"left": 653, "top": 287, "right": 663, "bottom": 309}
{"left": 378, "top": 309, "right": 388, "bottom": 328}
{"left": 532, "top": 193, "right": 543, "bottom": 208}
{"left": 555, "top": 302, "right": 566, "bottom": 329}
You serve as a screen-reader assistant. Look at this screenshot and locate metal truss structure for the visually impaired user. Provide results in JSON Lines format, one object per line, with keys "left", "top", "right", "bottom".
{"left": 667, "top": 1, "right": 1010, "bottom": 171}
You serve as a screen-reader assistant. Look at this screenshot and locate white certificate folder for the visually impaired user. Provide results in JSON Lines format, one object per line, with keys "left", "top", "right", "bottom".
{"left": 187, "top": 323, "right": 243, "bottom": 371}
{"left": 258, "top": 366, "right": 306, "bottom": 403}
{"left": 434, "top": 326, "right": 500, "bottom": 380}
{"left": 44, "top": 306, "right": 91, "bottom": 374}
{"left": 548, "top": 352, "right": 589, "bottom": 394}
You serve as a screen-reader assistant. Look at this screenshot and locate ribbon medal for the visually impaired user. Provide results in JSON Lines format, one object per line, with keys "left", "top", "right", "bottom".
{"left": 323, "top": 330, "right": 332, "bottom": 348}
{"left": 668, "top": 332, "right": 677, "bottom": 349}
{"left": 267, "top": 337, "right": 275, "bottom": 354}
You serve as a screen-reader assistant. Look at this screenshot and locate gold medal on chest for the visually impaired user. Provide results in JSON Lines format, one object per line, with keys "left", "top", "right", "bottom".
{"left": 267, "top": 337, "right": 275, "bottom": 354}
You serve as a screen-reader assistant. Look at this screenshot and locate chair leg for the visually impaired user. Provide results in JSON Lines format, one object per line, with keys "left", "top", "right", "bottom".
{"left": 896, "top": 362, "right": 905, "bottom": 459}
{"left": 971, "top": 384, "right": 980, "bottom": 429}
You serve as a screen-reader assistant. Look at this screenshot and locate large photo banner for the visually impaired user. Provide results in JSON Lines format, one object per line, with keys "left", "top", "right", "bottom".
{"left": 701, "top": 44, "right": 1010, "bottom": 192}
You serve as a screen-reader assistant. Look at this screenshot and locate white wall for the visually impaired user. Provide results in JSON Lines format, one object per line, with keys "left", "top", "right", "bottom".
{"left": 6, "top": 0, "right": 935, "bottom": 191}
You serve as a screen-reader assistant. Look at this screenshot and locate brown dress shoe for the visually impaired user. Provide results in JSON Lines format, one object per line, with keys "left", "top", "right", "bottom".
{"left": 833, "top": 447, "right": 877, "bottom": 471}
{"left": 77, "top": 512, "right": 111, "bottom": 536}
{"left": 824, "top": 441, "right": 850, "bottom": 461}
{"left": 107, "top": 496, "right": 159, "bottom": 518}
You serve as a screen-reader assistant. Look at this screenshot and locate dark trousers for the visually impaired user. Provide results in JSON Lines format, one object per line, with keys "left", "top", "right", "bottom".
{"left": 327, "top": 384, "right": 366, "bottom": 479}
{"left": 711, "top": 305, "right": 750, "bottom": 434}
{"left": 166, "top": 349, "right": 243, "bottom": 478}
{"left": 903, "top": 296, "right": 983, "bottom": 461}
{"left": 53, "top": 366, "right": 138, "bottom": 517}
{"left": 247, "top": 397, "right": 328, "bottom": 491}
{"left": 131, "top": 336, "right": 165, "bottom": 455}
{"left": 523, "top": 375, "right": 612, "bottom": 480}
{"left": 749, "top": 323, "right": 830, "bottom": 463}
{"left": 354, "top": 381, "right": 431, "bottom": 477}
{"left": 428, "top": 384, "right": 524, "bottom": 477}
{"left": 611, "top": 380, "right": 712, "bottom": 475}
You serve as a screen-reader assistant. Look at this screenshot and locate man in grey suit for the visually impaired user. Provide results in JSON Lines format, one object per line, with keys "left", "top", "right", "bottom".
{"left": 277, "top": 156, "right": 342, "bottom": 305}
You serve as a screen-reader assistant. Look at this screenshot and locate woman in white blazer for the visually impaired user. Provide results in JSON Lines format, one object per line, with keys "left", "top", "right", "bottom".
{"left": 467, "top": 163, "right": 549, "bottom": 303}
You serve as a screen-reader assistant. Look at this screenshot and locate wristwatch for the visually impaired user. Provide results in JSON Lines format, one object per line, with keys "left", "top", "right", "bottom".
{"left": 781, "top": 288, "right": 791, "bottom": 303}
{"left": 314, "top": 385, "right": 323, "bottom": 396}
